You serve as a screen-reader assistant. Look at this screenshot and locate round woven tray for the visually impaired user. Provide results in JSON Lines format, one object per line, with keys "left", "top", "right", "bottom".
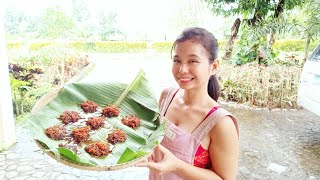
{"left": 31, "top": 87, "right": 156, "bottom": 171}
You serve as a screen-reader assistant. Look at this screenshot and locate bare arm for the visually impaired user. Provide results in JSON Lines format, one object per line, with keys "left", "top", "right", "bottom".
{"left": 210, "top": 116, "right": 239, "bottom": 179}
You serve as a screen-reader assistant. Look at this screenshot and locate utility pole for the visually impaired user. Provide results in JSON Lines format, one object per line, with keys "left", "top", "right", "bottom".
{"left": 0, "top": 4, "right": 16, "bottom": 151}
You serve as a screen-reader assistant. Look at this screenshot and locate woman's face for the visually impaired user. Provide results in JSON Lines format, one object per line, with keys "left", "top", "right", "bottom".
{"left": 172, "top": 39, "right": 216, "bottom": 91}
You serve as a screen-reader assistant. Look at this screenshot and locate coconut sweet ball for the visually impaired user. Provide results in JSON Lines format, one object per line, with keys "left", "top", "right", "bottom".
{"left": 72, "top": 126, "right": 91, "bottom": 143}
{"left": 107, "top": 129, "right": 127, "bottom": 144}
{"left": 101, "top": 105, "right": 120, "bottom": 118}
{"left": 59, "top": 111, "right": 81, "bottom": 124}
{"left": 86, "top": 116, "right": 105, "bottom": 130}
{"left": 45, "top": 125, "right": 67, "bottom": 140}
{"left": 80, "top": 100, "right": 99, "bottom": 113}
{"left": 121, "top": 115, "right": 141, "bottom": 129}
{"left": 85, "top": 142, "right": 110, "bottom": 157}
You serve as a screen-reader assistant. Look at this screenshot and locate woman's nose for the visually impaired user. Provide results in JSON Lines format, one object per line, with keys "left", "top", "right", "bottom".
{"left": 179, "top": 63, "right": 189, "bottom": 73}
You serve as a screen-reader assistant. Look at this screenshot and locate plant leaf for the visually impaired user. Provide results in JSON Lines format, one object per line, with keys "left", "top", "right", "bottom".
{"left": 27, "top": 69, "right": 165, "bottom": 168}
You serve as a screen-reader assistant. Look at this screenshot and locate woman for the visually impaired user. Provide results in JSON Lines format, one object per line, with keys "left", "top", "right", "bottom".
{"left": 137, "top": 27, "right": 239, "bottom": 180}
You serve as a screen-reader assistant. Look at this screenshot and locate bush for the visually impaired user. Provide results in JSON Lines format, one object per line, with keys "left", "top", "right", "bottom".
{"left": 95, "top": 41, "right": 148, "bottom": 53}
{"left": 6, "top": 41, "right": 23, "bottom": 49}
{"left": 152, "top": 42, "right": 173, "bottom": 53}
{"left": 68, "top": 42, "right": 96, "bottom": 51}
{"left": 273, "top": 39, "right": 318, "bottom": 52}
{"left": 29, "top": 41, "right": 54, "bottom": 51}
{"left": 218, "top": 63, "right": 302, "bottom": 108}
{"left": 218, "top": 40, "right": 227, "bottom": 51}
{"left": 9, "top": 50, "right": 89, "bottom": 119}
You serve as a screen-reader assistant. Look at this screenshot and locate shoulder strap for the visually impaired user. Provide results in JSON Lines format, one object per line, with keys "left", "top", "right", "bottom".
{"left": 192, "top": 108, "right": 239, "bottom": 141}
{"left": 159, "top": 87, "right": 179, "bottom": 116}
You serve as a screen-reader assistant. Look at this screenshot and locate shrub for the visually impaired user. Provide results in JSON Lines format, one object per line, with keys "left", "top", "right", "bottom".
{"left": 152, "top": 42, "right": 173, "bottom": 53}
{"left": 68, "top": 42, "right": 96, "bottom": 51}
{"left": 29, "top": 42, "right": 54, "bottom": 51}
{"left": 95, "top": 41, "right": 147, "bottom": 53}
{"left": 218, "top": 63, "right": 302, "bottom": 108}
{"left": 6, "top": 41, "right": 23, "bottom": 49}
{"left": 273, "top": 39, "right": 318, "bottom": 52}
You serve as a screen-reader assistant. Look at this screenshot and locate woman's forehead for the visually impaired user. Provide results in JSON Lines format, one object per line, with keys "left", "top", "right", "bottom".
{"left": 173, "top": 40, "right": 208, "bottom": 57}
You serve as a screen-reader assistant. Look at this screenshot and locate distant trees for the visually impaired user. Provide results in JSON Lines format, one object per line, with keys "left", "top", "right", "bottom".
{"left": 98, "top": 11, "right": 121, "bottom": 41}
{"left": 38, "top": 8, "right": 74, "bottom": 38}
{"left": 4, "top": 9, "right": 36, "bottom": 37}
{"left": 4, "top": 4, "right": 121, "bottom": 41}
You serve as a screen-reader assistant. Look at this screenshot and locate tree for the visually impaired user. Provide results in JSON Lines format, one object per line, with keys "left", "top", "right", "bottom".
{"left": 98, "top": 11, "right": 120, "bottom": 40}
{"left": 72, "top": 0, "right": 90, "bottom": 23}
{"left": 204, "top": 0, "right": 304, "bottom": 62}
{"left": 300, "top": 0, "right": 320, "bottom": 60}
{"left": 38, "top": 7, "right": 74, "bottom": 38}
{"left": 4, "top": 9, "right": 35, "bottom": 37}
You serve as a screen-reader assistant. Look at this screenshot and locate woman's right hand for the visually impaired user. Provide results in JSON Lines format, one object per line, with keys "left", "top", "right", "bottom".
{"left": 136, "top": 144, "right": 182, "bottom": 175}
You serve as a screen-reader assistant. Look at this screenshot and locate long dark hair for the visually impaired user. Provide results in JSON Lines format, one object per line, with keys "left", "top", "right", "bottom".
{"left": 171, "top": 27, "right": 220, "bottom": 101}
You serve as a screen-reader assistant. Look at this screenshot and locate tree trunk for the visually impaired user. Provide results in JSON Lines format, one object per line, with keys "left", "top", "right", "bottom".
{"left": 20, "top": 92, "right": 25, "bottom": 115}
{"left": 13, "top": 93, "right": 20, "bottom": 116}
{"left": 268, "top": 31, "right": 276, "bottom": 50}
{"left": 223, "top": 18, "right": 241, "bottom": 61}
{"left": 304, "top": 34, "right": 311, "bottom": 61}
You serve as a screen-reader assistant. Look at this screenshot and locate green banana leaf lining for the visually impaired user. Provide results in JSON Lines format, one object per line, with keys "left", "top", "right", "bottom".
{"left": 27, "top": 70, "right": 166, "bottom": 168}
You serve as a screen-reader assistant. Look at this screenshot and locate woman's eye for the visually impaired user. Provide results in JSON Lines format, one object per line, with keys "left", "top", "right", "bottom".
{"left": 190, "top": 60, "right": 198, "bottom": 63}
{"left": 173, "top": 59, "right": 180, "bottom": 63}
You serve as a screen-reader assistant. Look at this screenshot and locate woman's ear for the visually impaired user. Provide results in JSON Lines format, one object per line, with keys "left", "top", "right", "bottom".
{"left": 211, "top": 59, "right": 219, "bottom": 75}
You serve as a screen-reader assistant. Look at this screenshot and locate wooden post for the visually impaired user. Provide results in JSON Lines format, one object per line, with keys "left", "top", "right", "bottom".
{"left": 0, "top": 5, "right": 16, "bottom": 151}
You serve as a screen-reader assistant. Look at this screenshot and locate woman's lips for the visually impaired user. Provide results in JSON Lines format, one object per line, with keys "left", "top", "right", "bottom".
{"left": 178, "top": 77, "right": 194, "bottom": 83}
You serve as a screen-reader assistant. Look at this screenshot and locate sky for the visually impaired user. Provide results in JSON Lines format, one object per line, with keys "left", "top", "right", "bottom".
{"left": 3, "top": 0, "right": 232, "bottom": 40}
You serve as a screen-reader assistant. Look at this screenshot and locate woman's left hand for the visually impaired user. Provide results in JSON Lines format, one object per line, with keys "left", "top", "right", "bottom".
{"left": 136, "top": 144, "right": 181, "bottom": 175}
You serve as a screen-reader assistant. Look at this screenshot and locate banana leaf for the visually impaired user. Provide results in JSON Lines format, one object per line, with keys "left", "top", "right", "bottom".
{"left": 26, "top": 70, "right": 166, "bottom": 170}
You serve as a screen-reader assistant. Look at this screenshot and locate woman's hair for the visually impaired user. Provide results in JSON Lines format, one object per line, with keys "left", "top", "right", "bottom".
{"left": 171, "top": 27, "right": 220, "bottom": 101}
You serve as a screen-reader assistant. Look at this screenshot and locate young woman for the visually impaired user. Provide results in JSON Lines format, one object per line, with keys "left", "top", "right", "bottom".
{"left": 137, "top": 27, "right": 239, "bottom": 180}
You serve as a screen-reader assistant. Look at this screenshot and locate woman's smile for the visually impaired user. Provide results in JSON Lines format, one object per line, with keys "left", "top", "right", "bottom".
{"left": 178, "top": 77, "right": 194, "bottom": 84}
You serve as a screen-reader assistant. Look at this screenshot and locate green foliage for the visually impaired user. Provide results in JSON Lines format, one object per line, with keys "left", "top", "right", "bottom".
{"left": 6, "top": 42, "right": 23, "bottom": 49}
{"left": 95, "top": 41, "right": 148, "bottom": 53}
{"left": 152, "top": 42, "right": 173, "bottom": 53}
{"left": 205, "top": 0, "right": 305, "bottom": 64}
{"left": 9, "top": 61, "right": 43, "bottom": 116}
{"left": 205, "top": 0, "right": 303, "bottom": 18}
{"left": 301, "top": 0, "right": 320, "bottom": 39}
{"left": 38, "top": 7, "right": 74, "bottom": 38}
{"left": 68, "top": 42, "right": 96, "bottom": 51}
{"left": 98, "top": 11, "right": 121, "bottom": 40}
{"left": 72, "top": 0, "right": 90, "bottom": 23}
{"left": 274, "top": 39, "right": 304, "bottom": 51}
{"left": 232, "top": 25, "right": 278, "bottom": 65}
{"left": 28, "top": 42, "right": 54, "bottom": 51}
{"left": 273, "top": 40, "right": 318, "bottom": 52}
{"left": 68, "top": 41, "right": 148, "bottom": 53}
{"left": 4, "top": 9, "right": 33, "bottom": 36}
{"left": 218, "top": 40, "right": 227, "bottom": 50}
{"left": 8, "top": 50, "right": 89, "bottom": 119}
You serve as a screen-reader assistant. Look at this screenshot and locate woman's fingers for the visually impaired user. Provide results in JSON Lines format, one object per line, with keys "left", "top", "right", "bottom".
{"left": 136, "top": 161, "right": 158, "bottom": 170}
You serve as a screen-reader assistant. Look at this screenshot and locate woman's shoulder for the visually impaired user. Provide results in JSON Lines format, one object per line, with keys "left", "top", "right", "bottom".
{"left": 209, "top": 108, "right": 239, "bottom": 138}
{"left": 159, "top": 87, "right": 179, "bottom": 104}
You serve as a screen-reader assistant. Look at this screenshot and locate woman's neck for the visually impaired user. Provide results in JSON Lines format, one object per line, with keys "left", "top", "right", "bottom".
{"left": 181, "top": 88, "right": 212, "bottom": 106}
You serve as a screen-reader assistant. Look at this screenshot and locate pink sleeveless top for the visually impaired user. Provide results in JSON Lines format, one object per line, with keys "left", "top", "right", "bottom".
{"left": 149, "top": 88, "right": 239, "bottom": 180}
